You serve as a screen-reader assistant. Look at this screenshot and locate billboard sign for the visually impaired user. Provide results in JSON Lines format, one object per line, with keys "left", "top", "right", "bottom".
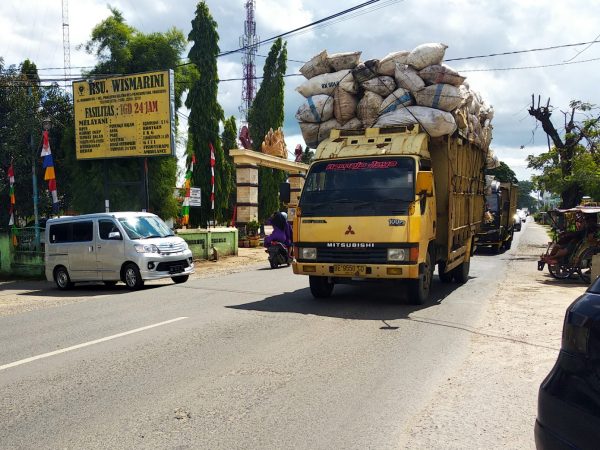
{"left": 73, "top": 70, "right": 175, "bottom": 160}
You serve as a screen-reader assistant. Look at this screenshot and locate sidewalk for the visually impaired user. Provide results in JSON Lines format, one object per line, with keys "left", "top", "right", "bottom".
{"left": 0, "top": 247, "right": 267, "bottom": 317}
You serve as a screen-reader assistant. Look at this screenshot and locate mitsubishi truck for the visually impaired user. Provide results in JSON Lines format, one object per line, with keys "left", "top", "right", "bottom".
{"left": 287, "top": 125, "right": 487, "bottom": 304}
{"left": 476, "top": 181, "right": 518, "bottom": 253}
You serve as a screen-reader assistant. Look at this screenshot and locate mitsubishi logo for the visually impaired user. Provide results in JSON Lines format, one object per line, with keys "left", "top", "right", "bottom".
{"left": 345, "top": 225, "right": 355, "bottom": 235}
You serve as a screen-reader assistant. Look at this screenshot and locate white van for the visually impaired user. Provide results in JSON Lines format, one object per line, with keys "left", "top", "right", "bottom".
{"left": 45, "top": 212, "right": 194, "bottom": 290}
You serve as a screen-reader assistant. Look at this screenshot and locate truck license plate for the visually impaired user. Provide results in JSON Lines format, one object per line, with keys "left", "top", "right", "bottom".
{"left": 334, "top": 264, "right": 366, "bottom": 275}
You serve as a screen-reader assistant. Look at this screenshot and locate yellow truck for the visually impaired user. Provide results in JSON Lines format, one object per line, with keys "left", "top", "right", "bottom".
{"left": 289, "top": 125, "right": 487, "bottom": 303}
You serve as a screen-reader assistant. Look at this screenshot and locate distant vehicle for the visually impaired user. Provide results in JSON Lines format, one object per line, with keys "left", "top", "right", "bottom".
{"left": 513, "top": 213, "right": 522, "bottom": 232}
{"left": 517, "top": 209, "right": 527, "bottom": 222}
{"left": 477, "top": 181, "right": 518, "bottom": 252}
{"left": 45, "top": 212, "right": 194, "bottom": 290}
{"left": 535, "top": 276, "right": 600, "bottom": 449}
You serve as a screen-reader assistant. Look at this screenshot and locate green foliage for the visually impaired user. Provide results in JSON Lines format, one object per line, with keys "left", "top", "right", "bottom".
{"left": 247, "top": 39, "right": 288, "bottom": 221}
{"left": 516, "top": 180, "right": 537, "bottom": 210}
{"left": 66, "top": 7, "right": 186, "bottom": 219}
{"left": 221, "top": 116, "right": 238, "bottom": 222}
{"left": 485, "top": 161, "right": 517, "bottom": 183}
{"left": 186, "top": 1, "right": 225, "bottom": 227}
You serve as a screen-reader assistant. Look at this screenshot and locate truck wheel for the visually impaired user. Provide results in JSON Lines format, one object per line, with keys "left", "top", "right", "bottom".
{"left": 437, "top": 262, "right": 453, "bottom": 283}
{"left": 123, "top": 263, "right": 144, "bottom": 290}
{"left": 54, "top": 266, "right": 74, "bottom": 290}
{"left": 452, "top": 261, "right": 470, "bottom": 284}
{"left": 309, "top": 276, "right": 334, "bottom": 299}
{"left": 408, "top": 252, "right": 433, "bottom": 304}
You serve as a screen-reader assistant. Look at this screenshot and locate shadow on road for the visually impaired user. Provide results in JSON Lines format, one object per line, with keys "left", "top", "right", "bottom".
{"left": 227, "top": 277, "right": 466, "bottom": 322}
{"left": 7, "top": 280, "right": 167, "bottom": 298}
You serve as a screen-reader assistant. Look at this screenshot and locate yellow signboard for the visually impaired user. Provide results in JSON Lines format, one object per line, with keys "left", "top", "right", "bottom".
{"left": 73, "top": 70, "right": 175, "bottom": 159}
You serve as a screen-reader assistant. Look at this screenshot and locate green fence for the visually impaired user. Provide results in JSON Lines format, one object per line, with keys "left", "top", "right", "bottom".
{"left": 0, "top": 227, "right": 45, "bottom": 278}
{"left": 177, "top": 227, "right": 238, "bottom": 260}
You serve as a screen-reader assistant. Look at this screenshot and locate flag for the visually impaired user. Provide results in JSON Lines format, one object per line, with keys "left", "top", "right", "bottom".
{"left": 7, "top": 163, "right": 17, "bottom": 246}
{"left": 209, "top": 143, "right": 215, "bottom": 211}
{"left": 181, "top": 154, "right": 195, "bottom": 225}
{"left": 40, "top": 130, "right": 59, "bottom": 212}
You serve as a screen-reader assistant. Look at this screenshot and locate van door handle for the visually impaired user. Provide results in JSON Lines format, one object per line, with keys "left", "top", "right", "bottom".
{"left": 89, "top": 246, "right": 94, "bottom": 252}
{"left": 97, "top": 245, "right": 102, "bottom": 249}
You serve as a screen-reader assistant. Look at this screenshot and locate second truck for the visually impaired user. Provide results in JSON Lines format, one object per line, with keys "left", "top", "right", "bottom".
{"left": 289, "top": 125, "right": 488, "bottom": 304}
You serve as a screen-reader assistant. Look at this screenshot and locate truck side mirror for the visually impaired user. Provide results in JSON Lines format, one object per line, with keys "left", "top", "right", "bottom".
{"left": 279, "top": 182, "right": 291, "bottom": 204}
{"left": 416, "top": 172, "right": 433, "bottom": 196}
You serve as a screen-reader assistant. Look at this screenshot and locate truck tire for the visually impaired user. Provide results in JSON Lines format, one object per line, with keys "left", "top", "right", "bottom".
{"left": 408, "top": 251, "right": 433, "bottom": 304}
{"left": 309, "top": 276, "right": 334, "bottom": 298}
{"left": 452, "top": 261, "right": 470, "bottom": 284}
{"left": 437, "top": 262, "right": 453, "bottom": 283}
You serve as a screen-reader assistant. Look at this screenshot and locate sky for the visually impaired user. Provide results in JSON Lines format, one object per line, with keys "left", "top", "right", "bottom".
{"left": 1, "top": 0, "right": 599, "bottom": 181}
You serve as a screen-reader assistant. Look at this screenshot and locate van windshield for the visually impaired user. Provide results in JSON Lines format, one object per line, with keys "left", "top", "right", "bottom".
{"left": 299, "top": 157, "right": 415, "bottom": 216}
{"left": 118, "top": 216, "right": 173, "bottom": 240}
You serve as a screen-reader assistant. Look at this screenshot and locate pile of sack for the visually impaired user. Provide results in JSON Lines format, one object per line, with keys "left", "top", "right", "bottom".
{"left": 295, "top": 43, "right": 494, "bottom": 150}
{"left": 261, "top": 127, "right": 287, "bottom": 158}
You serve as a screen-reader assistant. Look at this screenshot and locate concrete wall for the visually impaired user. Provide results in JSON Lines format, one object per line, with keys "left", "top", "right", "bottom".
{"left": 0, "top": 234, "right": 11, "bottom": 274}
{"left": 177, "top": 227, "right": 238, "bottom": 260}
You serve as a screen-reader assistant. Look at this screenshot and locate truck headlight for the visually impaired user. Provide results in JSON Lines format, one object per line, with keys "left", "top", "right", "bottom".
{"left": 387, "top": 248, "right": 408, "bottom": 262}
{"left": 134, "top": 244, "right": 160, "bottom": 253}
{"left": 299, "top": 247, "right": 317, "bottom": 260}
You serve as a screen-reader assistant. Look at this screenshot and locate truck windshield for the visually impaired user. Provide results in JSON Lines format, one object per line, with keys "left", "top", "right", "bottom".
{"left": 299, "top": 157, "right": 415, "bottom": 216}
{"left": 118, "top": 216, "right": 174, "bottom": 240}
{"left": 486, "top": 194, "right": 499, "bottom": 212}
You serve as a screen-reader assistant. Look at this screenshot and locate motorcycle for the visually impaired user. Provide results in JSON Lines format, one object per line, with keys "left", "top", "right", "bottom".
{"left": 266, "top": 241, "right": 292, "bottom": 269}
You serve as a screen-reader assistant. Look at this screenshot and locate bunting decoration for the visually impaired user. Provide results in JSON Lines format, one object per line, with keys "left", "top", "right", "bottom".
{"left": 7, "top": 163, "right": 17, "bottom": 246}
{"left": 209, "top": 143, "right": 216, "bottom": 211}
{"left": 181, "top": 154, "right": 195, "bottom": 225}
{"left": 40, "top": 130, "right": 59, "bottom": 212}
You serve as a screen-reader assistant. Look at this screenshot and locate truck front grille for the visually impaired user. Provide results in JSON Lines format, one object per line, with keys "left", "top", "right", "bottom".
{"left": 317, "top": 247, "right": 388, "bottom": 264}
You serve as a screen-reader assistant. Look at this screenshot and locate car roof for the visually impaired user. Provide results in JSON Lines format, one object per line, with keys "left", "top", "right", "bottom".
{"left": 47, "top": 212, "right": 157, "bottom": 224}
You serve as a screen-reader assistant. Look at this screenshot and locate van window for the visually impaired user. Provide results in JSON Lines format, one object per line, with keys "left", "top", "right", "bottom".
{"left": 99, "top": 220, "right": 121, "bottom": 240}
{"left": 49, "top": 221, "right": 93, "bottom": 243}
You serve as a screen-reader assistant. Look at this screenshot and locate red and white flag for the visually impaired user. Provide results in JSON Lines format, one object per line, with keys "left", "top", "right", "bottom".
{"left": 209, "top": 143, "right": 216, "bottom": 210}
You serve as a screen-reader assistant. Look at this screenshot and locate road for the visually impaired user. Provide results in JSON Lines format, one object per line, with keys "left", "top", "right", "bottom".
{"left": 0, "top": 221, "right": 582, "bottom": 449}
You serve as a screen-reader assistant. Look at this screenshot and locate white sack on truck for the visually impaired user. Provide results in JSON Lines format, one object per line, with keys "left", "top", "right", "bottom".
{"left": 296, "top": 70, "right": 357, "bottom": 97}
{"left": 333, "top": 88, "right": 358, "bottom": 125}
{"left": 406, "top": 43, "right": 448, "bottom": 70}
{"left": 299, "top": 50, "right": 331, "bottom": 79}
{"left": 414, "top": 84, "right": 462, "bottom": 112}
{"left": 352, "top": 59, "right": 379, "bottom": 84}
{"left": 377, "top": 50, "right": 410, "bottom": 76}
{"left": 357, "top": 91, "right": 384, "bottom": 128}
{"left": 379, "top": 88, "right": 413, "bottom": 114}
{"left": 340, "top": 117, "right": 363, "bottom": 130}
{"left": 295, "top": 95, "right": 334, "bottom": 123}
{"left": 299, "top": 118, "right": 341, "bottom": 149}
{"left": 328, "top": 51, "right": 361, "bottom": 71}
{"left": 419, "top": 64, "right": 466, "bottom": 87}
{"left": 394, "top": 64, "right": 425, "bottom": 92}
{"left": 374, "top": 106, "right": 457, "bottom": 137}
{"left": 361, "top": 76, "right": 396, "bottom": 96}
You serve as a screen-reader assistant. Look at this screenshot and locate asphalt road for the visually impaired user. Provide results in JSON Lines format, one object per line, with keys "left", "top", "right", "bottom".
{"left": 0, "top": 231, "right": 522, "bottom": 449}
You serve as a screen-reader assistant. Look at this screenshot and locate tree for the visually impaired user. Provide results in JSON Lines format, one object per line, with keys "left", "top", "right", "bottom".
{"left": 221, "top": 116, "right": 238, "bottom": 222}
{"left": 515, "top": 180, "right": 537, "bottom": 211}
{"left": 186, "top": 1, "right": 227, "bottom": 227}
{"left": 69, "top": 8, "right": 187, "bottom": 218}
{"left": 527, "top": 97, "right": 600, "bottom": 208}
{"left": 247, "top": 38, "right": 288, "bottom": 220}
{"left": 486, "top": 161, "right": 517, "bottom": 184}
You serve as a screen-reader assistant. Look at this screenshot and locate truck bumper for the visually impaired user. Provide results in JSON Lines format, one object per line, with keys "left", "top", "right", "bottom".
{"left": 292, "top": 261, "right": 419, "bottom": 279}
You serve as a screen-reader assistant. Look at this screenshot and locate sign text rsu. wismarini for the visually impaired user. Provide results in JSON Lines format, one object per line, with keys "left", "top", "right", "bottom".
{"left": 73, "top": 70, "right": 176, "bottom": 160}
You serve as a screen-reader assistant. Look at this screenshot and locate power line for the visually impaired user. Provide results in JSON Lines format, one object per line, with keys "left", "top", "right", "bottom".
{"left": 460, "top": 56, "right": 600, "bottom": 72}
{"left": 564, "top": 33, "right": 600, "bottom": 62}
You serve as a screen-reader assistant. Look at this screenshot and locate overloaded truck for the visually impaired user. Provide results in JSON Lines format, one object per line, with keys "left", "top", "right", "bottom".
{"left": 476, "top": 180, "right": 518, "bottom": 253}
{"left": 287, "top": 42, "right": 494, "bottom": 303}
{"left": 288, "top": 125, "right": 487, "bottom": 303}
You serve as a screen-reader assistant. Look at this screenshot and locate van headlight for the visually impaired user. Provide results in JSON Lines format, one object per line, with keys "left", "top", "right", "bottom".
{"left": 299, "top": 247, "right": 317, "bottom": 260}
{"left": 388, "top": 248, "right": 408, "bottom": 262}
{"left": 134, "top": 244, "right": 160, "bottom": 254}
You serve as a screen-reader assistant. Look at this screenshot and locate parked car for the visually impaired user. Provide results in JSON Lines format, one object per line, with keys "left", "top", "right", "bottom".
{"left": 535, "top": 275, "right": 600, "bottom": 449}
{"left": 517, "top": 209, "right": 527, "bottom": 222}
{"left": 513, "top": 213, "right": 522, "bottom": 232}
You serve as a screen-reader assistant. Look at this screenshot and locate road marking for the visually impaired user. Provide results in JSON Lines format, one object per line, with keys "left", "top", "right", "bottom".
{"left": 0, "top": 317, "right": 188, "bottom": 371}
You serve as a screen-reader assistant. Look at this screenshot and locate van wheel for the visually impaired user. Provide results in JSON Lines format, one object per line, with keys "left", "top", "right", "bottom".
{"left": 171, "top": 275, "right": 189, "bottom": 284}
{"left": 408, "top": 251, "right": 433, "bottom": 304}
{"left": 309, "top": 276, "right": 334, "bottom": 299}
{"left": 123, "top": 263, "right": 144, "bottom": 290}
{"left": 54, "top": 266, "right": 73, "bottom": 290}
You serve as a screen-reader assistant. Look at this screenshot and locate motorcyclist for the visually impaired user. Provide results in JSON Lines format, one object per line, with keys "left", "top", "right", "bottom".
{"left": 264, "top": 211, "right": 292, "bottom": 248}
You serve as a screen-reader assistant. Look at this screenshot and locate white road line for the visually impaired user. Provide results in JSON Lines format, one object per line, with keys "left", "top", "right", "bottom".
{"left": 0, "top": 316, "right": 188, "bottom": 371}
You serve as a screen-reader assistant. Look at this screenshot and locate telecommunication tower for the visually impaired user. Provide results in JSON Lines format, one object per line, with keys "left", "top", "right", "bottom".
{"left": 62, "top": 0, "right": 71, "bottom": 90}
{"left": 239, "top": 0, "right": 259, "bottom": 124}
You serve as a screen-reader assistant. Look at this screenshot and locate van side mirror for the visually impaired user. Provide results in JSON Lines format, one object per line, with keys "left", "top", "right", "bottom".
{"left": 108, "top": 231, "right": 122, "bottom": 240}
{"left": 416, "top": 172, "right": 433, "bottom": 196}
{"left": 279, "top": 182, "right": 291, "bottom": 204}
